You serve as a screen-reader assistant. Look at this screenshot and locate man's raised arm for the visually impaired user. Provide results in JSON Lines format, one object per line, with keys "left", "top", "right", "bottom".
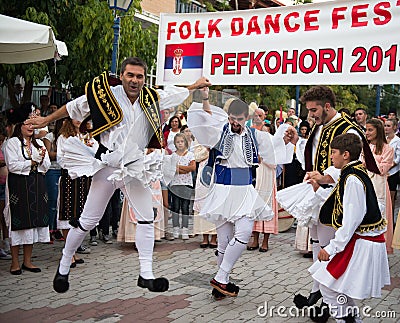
{"left": 186, "top": 76, "right": 210, "bottom": 91}
{"left": 27, "top": 105, "right": 69, "bottom": 128}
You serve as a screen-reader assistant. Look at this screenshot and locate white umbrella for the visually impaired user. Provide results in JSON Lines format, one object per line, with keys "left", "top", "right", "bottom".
{"left": 0, "top": 14, "right": 68, "bottom": 64}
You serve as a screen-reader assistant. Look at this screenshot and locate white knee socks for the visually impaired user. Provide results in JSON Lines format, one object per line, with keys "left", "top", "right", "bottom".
{"left": 136, "top": 223, "right": 155, "bottom": 279}
{"left": 215, "top": 217, "right": 254, "bottom": 284}
{"left": 59, "top": 227, "right": 87, "bottom": 275}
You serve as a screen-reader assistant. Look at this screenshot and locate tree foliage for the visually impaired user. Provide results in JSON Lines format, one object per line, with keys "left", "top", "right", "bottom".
{"left": 0, "top": 0, "right": 159, "bottom": 103}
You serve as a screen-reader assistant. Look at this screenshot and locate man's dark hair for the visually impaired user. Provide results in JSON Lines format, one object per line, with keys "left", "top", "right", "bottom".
{"left": 355, "top": 107, "right": 367, "bottom": 115}
{"left": 300, "top": 85, "right": 336, "bottom": 108}
{"left": 330, "top": 133, "right": 362, "bottom": 161}
{"left": 120, "top": 57, "right": 148, "bottom": 75}
{"left": 338, "top": 108, "right": 351, "bottom": 116}
{"left": 227, "top": 99, "right": 249, "bottom": 117}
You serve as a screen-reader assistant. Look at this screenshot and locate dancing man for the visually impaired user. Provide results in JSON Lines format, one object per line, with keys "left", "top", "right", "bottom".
{"left": 28, "top": 57, "right": 211, "bottom": 293}
{"left": 187, "top": 88, "right": 297, "bottom": 299}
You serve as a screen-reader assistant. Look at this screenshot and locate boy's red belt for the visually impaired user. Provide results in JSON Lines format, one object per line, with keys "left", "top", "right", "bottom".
{"left": 327, "top": 233, "right": 385, "bottom": 279}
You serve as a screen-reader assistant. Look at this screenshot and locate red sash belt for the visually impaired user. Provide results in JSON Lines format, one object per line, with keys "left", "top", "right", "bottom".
{"left": 327, "top": 233, "right": 385, "bottom": 279}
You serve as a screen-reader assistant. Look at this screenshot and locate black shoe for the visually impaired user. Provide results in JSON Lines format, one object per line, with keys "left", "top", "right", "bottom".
{"left": 293, "top": 293, "right": 309, "bottom": 309}
{"left": 246, "top": 244, "right": 259, "bottom": 251}
{"left": 10, "top": 268, "right": 22, "bottom": 275}
{"left": 137, "top": 275, "right": 169, "bottom": 292}
{"left": 310, "top": 302, "right": 330, "bottom": 323}
{"left": 338, "top": 314, "right": 356, "bottom": 323}
{"left": 303, "top": 252, "right": 313, "bottom": 258}
{"left": 293, "top": 290, "right": 322, "bottom": 308}
{"left": 53, "top": 267, "right": 69, "bottom": 293}
{"left": 308, "top": 290, "right": 322, "bottom": 306}
{"left": 53, "top": 230, "right": 65, "bottom": 241}
{"left": 211, "top": 288, "right": 226, "bottom": 300}
{"left": 210, "top": 278, "right": 239, "bottom": 297}
{"left": 21, "top": 263, "right": 41, "bottom": 273}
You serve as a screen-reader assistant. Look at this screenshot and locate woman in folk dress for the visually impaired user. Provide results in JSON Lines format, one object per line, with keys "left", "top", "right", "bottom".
{"left": 4, "top": 109, "right": 50, "bottom": 275}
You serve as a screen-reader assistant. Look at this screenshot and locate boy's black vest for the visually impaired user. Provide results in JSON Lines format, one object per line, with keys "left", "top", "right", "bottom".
{"left": 319, "top": 160, "right": 386, "bottom": 232}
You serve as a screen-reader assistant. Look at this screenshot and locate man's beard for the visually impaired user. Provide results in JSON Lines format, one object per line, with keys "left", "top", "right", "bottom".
{"left": 321, "top": 109, "right": 328, "bottom": 125}
{"left": 231, "top": 125, "right": 242, "bottom": 134}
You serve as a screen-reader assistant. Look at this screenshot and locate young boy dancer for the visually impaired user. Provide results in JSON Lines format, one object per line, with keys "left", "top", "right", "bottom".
{"left": 308, "top": 133, "right": 390, "bottom": 322}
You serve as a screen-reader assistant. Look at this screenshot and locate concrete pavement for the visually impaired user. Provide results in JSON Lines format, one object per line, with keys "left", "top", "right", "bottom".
{"left": 0, "top": 227, "right": 399, "bottom": 323}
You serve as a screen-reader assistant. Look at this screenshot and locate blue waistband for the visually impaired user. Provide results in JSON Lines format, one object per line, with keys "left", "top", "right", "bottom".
{"left": 215, "top": 165, "right": 252, "bottom": 186}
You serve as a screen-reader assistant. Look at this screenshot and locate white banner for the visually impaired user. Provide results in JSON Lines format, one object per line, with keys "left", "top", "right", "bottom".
{"left": 156, "top": 0, "right": 400, "bottom": 85}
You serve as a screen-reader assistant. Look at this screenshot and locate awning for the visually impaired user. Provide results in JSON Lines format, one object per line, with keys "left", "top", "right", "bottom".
{"left": 0, "top": 14, "right": 68, "bottom": 64}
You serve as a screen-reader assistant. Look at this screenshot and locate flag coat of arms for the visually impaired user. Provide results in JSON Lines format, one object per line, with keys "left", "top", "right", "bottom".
{"left": 164, "top": 42, "right": 204, "bottom": 83}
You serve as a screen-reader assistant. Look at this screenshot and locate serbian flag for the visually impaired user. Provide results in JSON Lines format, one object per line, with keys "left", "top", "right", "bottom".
{"left": 164, "top": 42, "right": 204, "bottom": 83}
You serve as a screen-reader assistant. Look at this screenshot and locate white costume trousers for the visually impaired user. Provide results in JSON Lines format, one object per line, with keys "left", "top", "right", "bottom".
{"left": 214, "top": 216, "right": 254, "bottom": 284}
{"left": 59, "top": 167, "right": 156, "bottom": 279}
{"left": 309, "top": 221, "right": 336, "bottom": 293}
{"left": 320, "top": 284, "right": 362, "bottom": 322}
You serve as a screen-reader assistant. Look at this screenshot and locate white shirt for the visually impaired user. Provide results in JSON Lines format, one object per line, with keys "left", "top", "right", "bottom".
{"left": 187, "top": 102, "right": 293, "bottom": 167}
{"left": 3, "top": 137, "right": 50, "bottom": 175}
{"left": 324, "top": 174, "right": 386, "bottom": 257}
{"left": 170, "top": 151, "right": 194, "bottom": 186}
{"left": 66, "top": 85, "right": 189, "bottom": 151}
{"left": 43, "top": 132, "right": 61, "bottom": 170}
{"left": 167, "top": 130, "right": 179, "bottom": 153}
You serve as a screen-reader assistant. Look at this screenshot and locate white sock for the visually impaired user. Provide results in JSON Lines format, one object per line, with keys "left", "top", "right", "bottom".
{"left": 216, "top": 251, "right": 224, "bottom": 267}
{"left": 136, "top": 223, "right": 155, "bottom": 280}
{"left": 219, "top": 237, "right": 247, "bottom": 276}
{"left": 215, "top": 220, "right": 233, "bottom": 267}
{"left": 59, "top": 227, "right": 87, "bottom": 275}
{"left": 216, "top": 216, "right": 254, "bottom": 283}
{"left": 214, "top": 267, "right": 229, "bottom": 284}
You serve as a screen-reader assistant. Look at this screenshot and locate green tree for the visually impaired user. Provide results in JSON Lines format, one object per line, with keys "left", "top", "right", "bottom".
{"left": 0, "top": 0, "right": 159, "bottom": 105}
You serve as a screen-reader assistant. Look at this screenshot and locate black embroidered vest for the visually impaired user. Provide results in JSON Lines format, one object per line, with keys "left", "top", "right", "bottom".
{"left": 84, "top": 72, "right": 163, "bottom": 148}
{"left": 85, "top": 72, "right": 123, "bottom": 137}
{"left": 319, "top": 161, "right": 386, "bottom": 232}
{"left": 304, "top": 113, "right": 379, "bottom": 174}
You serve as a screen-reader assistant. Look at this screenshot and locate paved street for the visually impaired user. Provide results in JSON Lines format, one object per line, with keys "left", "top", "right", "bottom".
{"left": 0, "top": 225, "right": 399, "bottom": 323}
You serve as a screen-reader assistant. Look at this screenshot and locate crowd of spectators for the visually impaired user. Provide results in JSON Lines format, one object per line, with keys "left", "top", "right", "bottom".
{"left": 1, "top": 93, "right": 399, "bottom": 274}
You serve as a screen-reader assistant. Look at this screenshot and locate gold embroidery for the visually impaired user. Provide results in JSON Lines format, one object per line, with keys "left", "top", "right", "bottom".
{"left": 139, "top": 87, "right": 162, "bottom": 146}
{"left": 86, "top": 72, "right": 123, "bottom": 137}
{"left": 324, "top": 163, "right": 386, "bottom": 232}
